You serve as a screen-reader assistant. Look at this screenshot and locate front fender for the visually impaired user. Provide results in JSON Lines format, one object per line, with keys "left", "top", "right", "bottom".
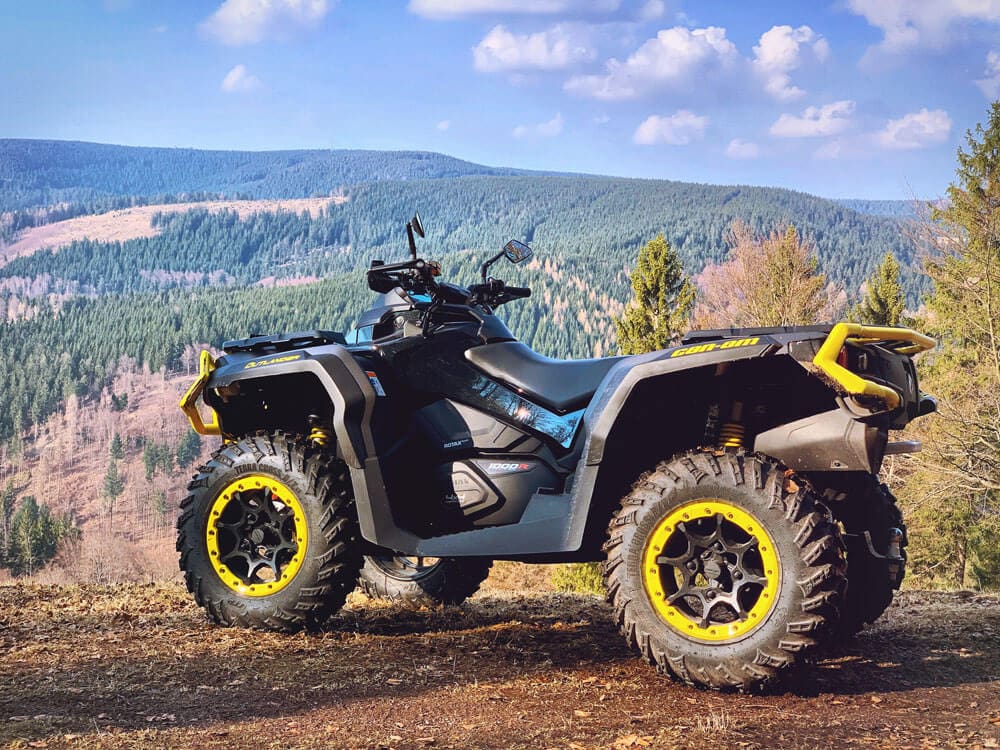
{"left": 182, "top": 344, "right": 376, "bottom": 468}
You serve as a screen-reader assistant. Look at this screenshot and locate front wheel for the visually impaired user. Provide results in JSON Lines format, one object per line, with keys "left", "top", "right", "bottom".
{"left": 358, "top": 552, "right": 492, "bottom": 606}
{"left": 176, "top": 432, "right": 362, "bottom": 632}
{"left": 603, "top": 450, "right": 846, "bottom": 691}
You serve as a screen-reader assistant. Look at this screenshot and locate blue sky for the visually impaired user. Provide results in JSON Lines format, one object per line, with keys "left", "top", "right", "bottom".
{"left": 2, "top": 1, "right": 999, "bottom": 199}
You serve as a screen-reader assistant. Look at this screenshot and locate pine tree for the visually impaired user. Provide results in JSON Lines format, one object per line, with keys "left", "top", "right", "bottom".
{"left": 104, "top": 459, "right": 125, "bottom": 502}
{"left": 143, "top": 442, "right": 159, "bottom": 482}
{"left": 850, "top": 252, "right": 905, "bottom": 326}
{"left": 902, "top": 100, "right": 1000, "bottom": 588}
{"left": 109, "top": 432, "right": 125, "bottom": 460}
{"left": 614, "top": 235, "right": 695, "bottom": 354}
{"left": 3, "top": 496, "right": 76, "bottom": 577}
{"left": 0, "top": 481, "right": 16, "bottom": 567}
{"left": 175, "top": 429, "right": 202, "bottom": 469}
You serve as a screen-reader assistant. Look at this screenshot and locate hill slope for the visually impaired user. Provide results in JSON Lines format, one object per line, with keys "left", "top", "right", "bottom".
{"left": 0, "top": 139, "right": 536, "bottom": 211}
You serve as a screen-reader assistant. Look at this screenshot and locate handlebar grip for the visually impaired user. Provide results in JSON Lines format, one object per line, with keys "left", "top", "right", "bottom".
{"left": 505, "top": 286, "right": 531, "bottom": 298}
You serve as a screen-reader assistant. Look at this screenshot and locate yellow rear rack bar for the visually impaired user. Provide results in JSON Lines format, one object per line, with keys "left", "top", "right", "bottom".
{"left": 179, "top": 349, "right": 222, "bottom": 436}
{"left": 813, "top": 323, "right": 935, "bottom": 410}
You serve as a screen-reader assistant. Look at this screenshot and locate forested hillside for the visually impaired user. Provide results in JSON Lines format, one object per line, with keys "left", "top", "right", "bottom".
{"left": 0, "top": 176, "right": 924, "bottom": 299}
{"left": 0, "top": 140, "right": 532, "bottom": 212}
{"left": 0, "top": 142, "right": 919, "bottom": 296}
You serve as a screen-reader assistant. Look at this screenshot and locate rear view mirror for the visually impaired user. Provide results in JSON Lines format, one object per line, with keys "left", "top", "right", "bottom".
{"left": 503, "top": 239, "right": 532, "bottom": 264}
{"left": 411, "top": 213, "right": 425, "bottom": 238}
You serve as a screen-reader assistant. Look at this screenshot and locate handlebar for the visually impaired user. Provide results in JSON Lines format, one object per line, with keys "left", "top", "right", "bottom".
{"left": 466, "top": 278, "right": 527, "bottom": 307}
{"left": 368, "top": 257, "right": 439, "bottom": 295}
{"left": 369, "top": 257, "right": 529, "bottom": 309}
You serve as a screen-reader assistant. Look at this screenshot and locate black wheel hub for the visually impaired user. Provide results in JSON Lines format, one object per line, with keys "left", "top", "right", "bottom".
{"left": 657, "top": 513, "right": 769, "bottom": 629}
{"left": 216, "top": 488, "right": 298, "bottom": 585}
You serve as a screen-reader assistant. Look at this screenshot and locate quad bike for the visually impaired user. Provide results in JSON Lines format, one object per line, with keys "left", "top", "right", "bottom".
{"left": 177, "top": 214, "right": 936, "bottom": 690}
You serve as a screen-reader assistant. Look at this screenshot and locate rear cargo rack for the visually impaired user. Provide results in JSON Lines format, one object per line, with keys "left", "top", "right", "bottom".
{"left": 814, "top": 323, "right": 935, "bottom": 409}
{"left": 682, "top": 324, "right": 833, "bottom": 344}
{"left": 223, "top": 329, "right": 346, "bottom": 354}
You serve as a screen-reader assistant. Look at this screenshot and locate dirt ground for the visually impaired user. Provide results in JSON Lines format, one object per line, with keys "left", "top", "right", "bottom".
{"left": 0, "top": 581, "right": 998, "bottom": 750}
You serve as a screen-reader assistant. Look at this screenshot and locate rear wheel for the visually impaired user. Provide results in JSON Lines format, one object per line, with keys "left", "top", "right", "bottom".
{"left": 358, "top": 552, "right": 492, "bottom": 606}
{"left": 177, "top": 432, "right": 362, "bottom": 632}
{"left": 604, "top": 450, "right": 846, "bottom": 691}
{"left": 817, "top": 474, "right": 906, "bottom": 637}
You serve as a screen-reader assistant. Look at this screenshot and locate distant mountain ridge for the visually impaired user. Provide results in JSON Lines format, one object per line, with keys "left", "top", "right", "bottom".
{"left": 1, "top": 139, "right": 915, "bottom": 216}
{"left": 0, "top": 139, "right": 538, "bottom": 211}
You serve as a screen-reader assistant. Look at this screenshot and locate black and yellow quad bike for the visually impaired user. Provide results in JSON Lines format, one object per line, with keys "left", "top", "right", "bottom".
{"left": 177, "top": 214, "right": 936, "bottom": 691}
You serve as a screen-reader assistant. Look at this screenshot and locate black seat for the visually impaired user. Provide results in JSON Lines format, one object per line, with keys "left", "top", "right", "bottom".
{"left": 465, "top": 342, "right": 624, "bottom": 413}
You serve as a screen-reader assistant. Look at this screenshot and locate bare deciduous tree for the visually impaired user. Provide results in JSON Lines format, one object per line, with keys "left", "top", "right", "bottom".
{"left": 693, "top": 220, "right": 844, "bottom": 329}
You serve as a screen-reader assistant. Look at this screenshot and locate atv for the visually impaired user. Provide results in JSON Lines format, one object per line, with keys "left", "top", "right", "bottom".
{"left": 177, "top": 214, "right": 936, "bottom": 691}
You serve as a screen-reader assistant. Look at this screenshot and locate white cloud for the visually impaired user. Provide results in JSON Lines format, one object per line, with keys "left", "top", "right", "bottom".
{"left": 221, "top": 64, "right": 262, "bottom": 92}
{"left": 633, "top": 110, "right": 708, "bottom": 145}
{"left": 565, "top": 26, "right": 738, "bottom": 100}
{"left": 436, "top": 120, "right": 451, "bottom": 131}
{"left": 976, "top": 50, "right": 1000, "bottom": 98}
{"left": 845, "top": 0, "right": 1000, "bottom": 55}
{"left": 638, "top": 0, "right": 665, "bottom": 21}
{"left": 752, "top": 25, "right": 827, "bottom": 101}
{"left": 473, "top": 24, "right": 595, "bottom": 72}
{"left": 409, "top": 0, "right": 620, "bottom": 18}
{"left": 726, "top": 138, "right": 760, "bottom": 159}
{"left": 875, "top": 108, "right": 951, "bottom": 149}
{"left": 201, "top": 0, "right": 329, "bottom": 45}
{"left": 593, "top": 114, "right": 610, "bottom": 124}
{"left": 512, "top": 112, "right": 564, "bottom": 138}
{"left": 770, "top": 100, "right": 855, "bottom": 138}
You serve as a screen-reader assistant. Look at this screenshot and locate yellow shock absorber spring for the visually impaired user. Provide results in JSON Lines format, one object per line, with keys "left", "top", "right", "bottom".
{"left": 719, "top": 422, "right": 745, "bottom": 448}
{"left": 719, "top": 400, "right": 745, "bottom": 448}
{"left": 308, "top": 426, "right": 332, "bottom": 448}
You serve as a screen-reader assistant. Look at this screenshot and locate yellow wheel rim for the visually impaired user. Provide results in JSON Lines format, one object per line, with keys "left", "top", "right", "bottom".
{"left": 206, "top": 474, "right": 308, "bottom": 597}
{"left": 642, "top": 499, "right": 780, "bottom": 643}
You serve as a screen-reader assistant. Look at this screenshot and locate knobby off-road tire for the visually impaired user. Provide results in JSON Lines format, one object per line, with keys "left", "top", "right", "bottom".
{"left": 603, "top": 450, "right": 847, "bottom": 691}
{"left": 177, "top": 432, "right": 362, "bottom": 632}
{"left": 819, "top": 475, "right": 906, "bottom": 638}
{"left": 358, "top": 553, "right": 492, "bottom": 606}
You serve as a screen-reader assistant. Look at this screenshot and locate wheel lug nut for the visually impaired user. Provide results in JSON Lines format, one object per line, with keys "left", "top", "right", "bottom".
{"left": 733, "top": 571, "right": 742, "bottom": 580}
